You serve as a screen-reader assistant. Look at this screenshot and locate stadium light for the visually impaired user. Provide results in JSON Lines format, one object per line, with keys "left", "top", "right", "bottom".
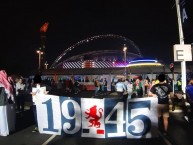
{"left": 123, "top": 44, "right": 127, "bottom": 79}
{"left": 36, "top": 49, "right": 44, "bottom": 70}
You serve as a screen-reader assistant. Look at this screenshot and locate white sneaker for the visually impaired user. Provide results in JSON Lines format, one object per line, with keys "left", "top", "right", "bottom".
{"left": 184, "top": 116, "right": 189, "bottom": 122}
{"left": 32, "top": 127, "right": 38, "bottom": 132}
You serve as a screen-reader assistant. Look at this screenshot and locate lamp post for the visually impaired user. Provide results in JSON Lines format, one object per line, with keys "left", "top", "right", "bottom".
{"left": 123, "top": 44, "right": 127, "bottom": 79}
{"left": 175, "top": 0, "right": 186, "bottom": 94}
{"left": 36, "top": 50, "right": 44, "bottom": 71}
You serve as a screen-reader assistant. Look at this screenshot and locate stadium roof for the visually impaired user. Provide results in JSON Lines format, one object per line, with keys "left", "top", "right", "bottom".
{"left": 50, "top": 34, "right": 142, "bottom": 69}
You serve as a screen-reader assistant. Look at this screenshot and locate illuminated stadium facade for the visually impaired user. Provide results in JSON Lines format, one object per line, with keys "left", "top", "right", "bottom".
{"left": 40, "top": 34, "right": 193, "bottom": 81}
{"left": 43, "top": 34, "right": 173, "bottom": 76}
{"left": 50, "top": 34, "right": 142, "bottom": 69}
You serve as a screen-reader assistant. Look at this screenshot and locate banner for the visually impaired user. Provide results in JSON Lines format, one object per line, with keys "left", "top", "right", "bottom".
{"left": 36, "top": 95, "right": 158, "bottom": 138}
{"left": 105, "top": 98, "right": 126, "bottom": 138}
{"left": 180, "top": 0, "right": 193, "bottom": 38}
{"left": 36, "top": 95, "right": 61, "bottom": 135}
{"left": 60, "top": 97, "right": 81, "bottom": 136}
{"left": 81, "top": 98, "right": 105, "bottom": 138}
{"left": 126, "top": 98, "right": 158, "bottom": 138}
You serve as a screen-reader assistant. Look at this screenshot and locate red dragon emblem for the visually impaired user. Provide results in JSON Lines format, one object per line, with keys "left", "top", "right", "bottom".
{"left": 85, "top": 105, "right": 103, "bottom": 128}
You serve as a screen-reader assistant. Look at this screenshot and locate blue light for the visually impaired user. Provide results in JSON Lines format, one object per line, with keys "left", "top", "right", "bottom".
{"left": 129, "top": 59, "right": 157, "bottom": 63}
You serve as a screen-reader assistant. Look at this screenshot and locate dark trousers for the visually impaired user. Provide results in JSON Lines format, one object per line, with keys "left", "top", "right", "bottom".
{"left": 117, "top": 91, "right": 124, "bottom": 98}
{"left": 32, "top": 105, "right": 38, "bottom": 127}
{"left": 144, "top": 86, "right": 148, "bottom": 95}
{"left": 103, "top": 86, "right": 107, "bottom": 95}
{"left": 137, "top": 88, "right": 143, "bottom": 97}
{"left": 16, "top": 94, "right": 25, "bottom": 112}
{"left": 189, "top": 103, "right": 193, "bottom": 121}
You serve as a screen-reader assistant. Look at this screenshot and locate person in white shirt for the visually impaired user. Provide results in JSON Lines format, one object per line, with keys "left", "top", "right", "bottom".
{"left": 115, "top": 79, "right": 126, "bottom": 98}
{"left": 30, "top": 74, "right": 48, "bottom": 133}
{"left": 127, "top": 81, "right": 133, "bottom": 99}
{"left": 16, "top": 78, "right": 26, "bottom": 113}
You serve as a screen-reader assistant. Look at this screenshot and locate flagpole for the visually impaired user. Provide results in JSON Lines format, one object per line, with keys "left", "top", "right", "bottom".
{"left": 40, "top": 22, "right": 49, "bottom": 70}
{"left": 175, "top": 0, "right": 186, "bottom": 94}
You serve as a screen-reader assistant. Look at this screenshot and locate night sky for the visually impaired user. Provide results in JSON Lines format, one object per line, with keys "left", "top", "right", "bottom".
{"left": 0, "top": 0, "right": 192, "bottom": 76}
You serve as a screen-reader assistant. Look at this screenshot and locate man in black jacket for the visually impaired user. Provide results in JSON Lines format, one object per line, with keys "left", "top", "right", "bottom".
{"left": 149, "top": 73, "right": 174, "bottom": 135}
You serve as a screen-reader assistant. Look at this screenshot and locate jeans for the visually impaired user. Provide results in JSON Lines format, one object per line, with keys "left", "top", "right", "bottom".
{"left": 95, "top": 87, "right": 99, "bottom": 96}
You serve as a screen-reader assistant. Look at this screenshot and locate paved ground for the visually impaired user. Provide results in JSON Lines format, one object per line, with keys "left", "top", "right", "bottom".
{"left": 0, "top": 90, "right": 193, "bottom": 145}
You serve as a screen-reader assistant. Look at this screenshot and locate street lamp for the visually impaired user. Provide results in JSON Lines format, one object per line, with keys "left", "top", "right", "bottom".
{"left": 36, "top": 50, "right": 44, "bottom": 70}
{"left": 123, "top": 44, "right": 127, "bottom": 79}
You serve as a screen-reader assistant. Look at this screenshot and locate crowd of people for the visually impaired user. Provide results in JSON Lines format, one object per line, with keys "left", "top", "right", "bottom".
{"left": 107, "top": 75, "right": 181, "bottom": 99}
{"left": 1, "top": 70, "right": 193, "bottom": 136}
{"left": 98, "top": 74, "right": 192, "bottom": 136}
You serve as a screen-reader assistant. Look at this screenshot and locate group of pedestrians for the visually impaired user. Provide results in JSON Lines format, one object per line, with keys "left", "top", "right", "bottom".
{"left": 148, "top": 73, "right": 193, "bottom": 136}
{"left": 94, "top": 78, "right": 108, "bottom": 96}
{"left": 113, "top": 77, "right": 154, "bottom": 99}
{"left": 110, "top": 74, "right": 182, "bottom": 136}
{"left": 27, "top": 73, "right": 193, "bottom": 136}
{"left": 2, "top": 71, "right": 193, "bottom": 137}
{"left": 112, "top": 73, "right": 193, "bottom": 136}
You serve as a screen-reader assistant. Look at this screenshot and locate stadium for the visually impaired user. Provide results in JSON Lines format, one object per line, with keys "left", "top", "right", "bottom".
{"left": 43, "top": 34, "right": 169, "bottom": 77}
